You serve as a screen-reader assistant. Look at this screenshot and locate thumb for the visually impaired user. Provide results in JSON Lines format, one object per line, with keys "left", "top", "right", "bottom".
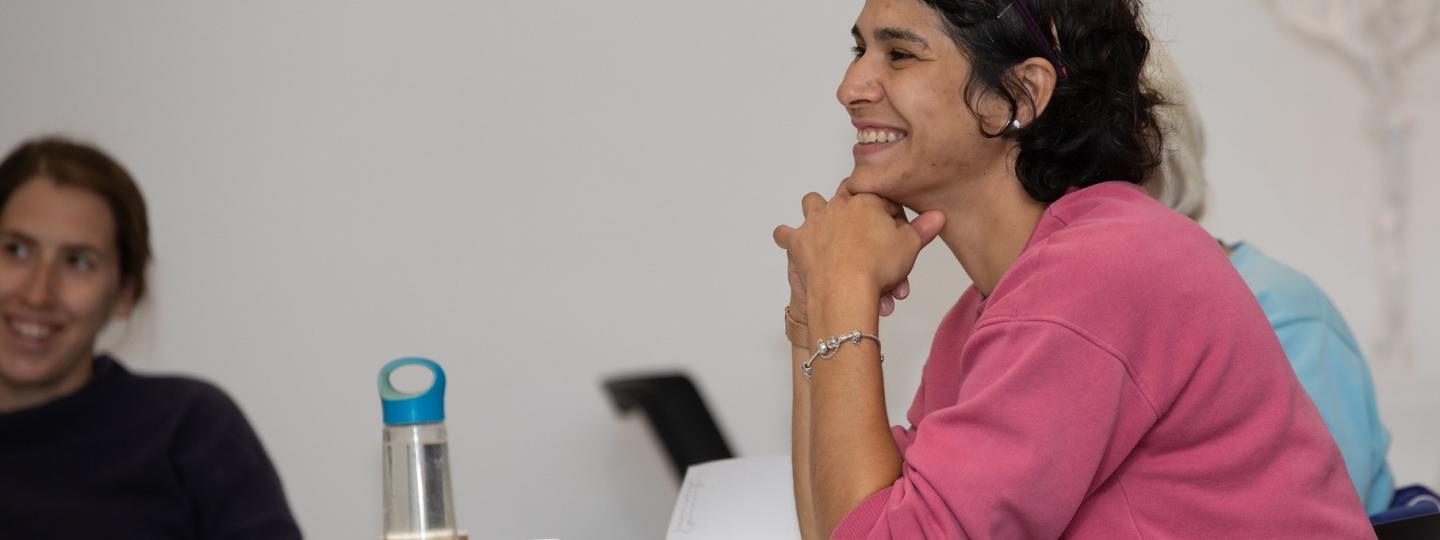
{"left": 909, "top": 210, "right": 946, "bottom": 245}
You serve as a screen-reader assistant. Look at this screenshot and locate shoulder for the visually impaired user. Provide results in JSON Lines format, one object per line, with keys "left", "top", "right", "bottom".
{"left": 1042, "top": 182, "right": 1217, "bottom": 273}
{"left": 979, "top": 183, "right": 1280, "bottom": 404}
{"left": 989, "top": 182, "right": 1238, "bottom": 320}
{"left": 107, "top": 364, "right": 248, "bottom": 427}
{"left": 1228, "top": 244, "right": 1337, "bottom": 322}
{"left": 124, "top": 371, "right": 235, "bottom": 407}
{"left": 126, "top": 373, "right": 271, "bottom": 468}
{"left": 1228, "top": 244, "right": 1364, "bottom": 355}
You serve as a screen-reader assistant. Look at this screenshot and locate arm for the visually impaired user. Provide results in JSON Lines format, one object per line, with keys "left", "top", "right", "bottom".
{"left": 774, "top": 187, "right": 945, "bottom": 538}
{"left": 792, "top": 336, "right": 820, "bottom": 539}
{"left": 828, "top": 320, "right": 1155, "bottom": 539}
{"left": 785, "top": 253, "right": 822, "bottom": 539}
{"left": 791, "top": 282, "right": 911, "bottom": 539}
{"left": 806, "top": 283, "right": 902, "bottom": 537}
{"left": 173, "top": 383, "right": 303, "bottom": 540}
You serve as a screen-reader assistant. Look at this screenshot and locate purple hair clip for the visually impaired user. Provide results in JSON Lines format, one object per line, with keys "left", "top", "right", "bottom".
{"left": 998, "top": 1, "right": 1068, "bottom": 78}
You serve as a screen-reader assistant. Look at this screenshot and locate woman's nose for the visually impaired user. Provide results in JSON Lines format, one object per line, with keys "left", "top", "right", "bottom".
{"left": 20, "top": 261, "right": 58, "bottom": 309}
{"left": 837, "top": 60, "right": 883, "bottom": 111}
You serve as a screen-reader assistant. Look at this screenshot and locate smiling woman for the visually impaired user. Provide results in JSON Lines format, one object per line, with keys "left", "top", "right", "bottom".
{"left": 0, "top": 144, "right": 146, "bottom": 408}
{"left": 0, "top": 138, "right": 303, "bottom": 539}
{"left": 771, "top": 0, "right": 1375, "bottom": 538}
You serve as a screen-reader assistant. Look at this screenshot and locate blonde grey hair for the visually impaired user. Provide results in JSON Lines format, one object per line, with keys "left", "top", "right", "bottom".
{"left": 1145, "top": 41, "right": 1208, "bottom": 221}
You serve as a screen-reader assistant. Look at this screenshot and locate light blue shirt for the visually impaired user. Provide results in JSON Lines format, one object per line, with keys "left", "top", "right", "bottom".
{"left": 1229, "top": 242, "right": 1394, "bottom": 514}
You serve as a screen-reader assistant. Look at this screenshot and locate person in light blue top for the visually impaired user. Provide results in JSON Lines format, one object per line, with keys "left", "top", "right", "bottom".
{"left": 1228, "top": 241, "right": 1395, "bottom": 513}
{"left": 1145, "top": 43, "right": 1395, "bottom": 514}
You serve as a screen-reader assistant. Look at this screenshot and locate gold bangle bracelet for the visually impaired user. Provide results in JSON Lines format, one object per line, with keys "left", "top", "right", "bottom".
{"left": 784, "top": 306, "right": 810, "bottom": 349}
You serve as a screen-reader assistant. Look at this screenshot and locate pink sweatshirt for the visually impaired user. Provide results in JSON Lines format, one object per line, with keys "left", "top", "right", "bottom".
{"left": 832, "top": 182, "right": 1372, "bottom": 539}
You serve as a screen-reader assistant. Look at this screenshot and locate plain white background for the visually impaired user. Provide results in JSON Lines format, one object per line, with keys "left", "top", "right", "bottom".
{"left": 1, "top": 1, "right": 1436, "bottom": 538}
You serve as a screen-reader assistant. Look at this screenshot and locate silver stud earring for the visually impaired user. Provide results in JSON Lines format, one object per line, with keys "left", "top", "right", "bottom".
{"left": 1010, "top": 119, "right": 1023, "bottom": 130}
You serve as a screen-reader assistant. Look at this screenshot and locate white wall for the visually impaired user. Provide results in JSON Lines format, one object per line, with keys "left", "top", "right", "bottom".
{"left": 0, "top": 1, "right": 1435, "bottom": 538}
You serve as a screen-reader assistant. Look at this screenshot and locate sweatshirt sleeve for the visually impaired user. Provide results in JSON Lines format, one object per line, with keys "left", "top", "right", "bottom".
{"left": 172, "top": 382, "right": 304, "bottom": 540}
{"left": 832, "top": 319, "right": 1158, "bottom": 539}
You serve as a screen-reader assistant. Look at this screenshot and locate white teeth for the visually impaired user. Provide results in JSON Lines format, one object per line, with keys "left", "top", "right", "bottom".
{"left": 856, "top": 129, "right": 906, "bottom": 144}
{"left": 10, "top": 320, "right": 53, "bottom": 339}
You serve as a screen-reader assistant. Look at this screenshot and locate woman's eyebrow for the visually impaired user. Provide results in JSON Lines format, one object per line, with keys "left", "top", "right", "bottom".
{"left": 62, "top": 243, "right": 104, "bottom": 255}
{"left": 852, "top": 25, "right": 931, "bottom": 50}
{"left": 0, "top": 229, "right": 104, "bottom": 254}
{"left": 0, "top": 230, "right": 35, "bottom": 244}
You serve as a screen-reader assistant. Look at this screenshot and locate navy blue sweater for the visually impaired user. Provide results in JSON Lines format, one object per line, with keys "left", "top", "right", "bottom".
{"left": 0, "top": 356, "right": 302, "bottom": 539}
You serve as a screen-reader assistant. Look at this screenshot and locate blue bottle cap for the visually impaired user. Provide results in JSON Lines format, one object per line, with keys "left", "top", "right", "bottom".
{"left": 378, "top": 357, "right": 447, "bottom": 425}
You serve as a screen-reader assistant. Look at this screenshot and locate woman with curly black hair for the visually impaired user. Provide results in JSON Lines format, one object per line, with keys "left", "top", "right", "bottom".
{"left": 772, "top": 0, "right": 1373, "bottom": 537}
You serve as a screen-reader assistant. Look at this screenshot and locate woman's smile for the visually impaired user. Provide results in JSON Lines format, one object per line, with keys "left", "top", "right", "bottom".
{"left": 852, "top": 122, "right": 909, "bottom": 159}
{"left": 3, "top": 313, "right": 62, "bottom": 354}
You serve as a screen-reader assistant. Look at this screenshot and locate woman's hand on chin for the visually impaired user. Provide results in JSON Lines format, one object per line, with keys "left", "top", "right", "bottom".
{"left": 773, "top": 179, "right": 946, "bottom": 320}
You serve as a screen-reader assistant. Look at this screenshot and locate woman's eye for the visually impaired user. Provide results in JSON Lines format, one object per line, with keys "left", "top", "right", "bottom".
{"left": 67, "top": 254, "right": 96, "bottom": 271}
{"left": 850, "top": 45, "right": 866, "bottom": 58}
{"left": 888, "top": 49, "right": 915, "bottom": 62}
{"left": 3, "top": 242, "right": 27, "bottom": 259}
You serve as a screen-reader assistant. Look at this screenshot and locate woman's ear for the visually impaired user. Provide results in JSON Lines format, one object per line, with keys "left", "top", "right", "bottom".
{"left": 111, "top": 281, "right": 137, "bottom": 319}
{"left": 1012, "top": 57, "right": 1057, "bottom": 125}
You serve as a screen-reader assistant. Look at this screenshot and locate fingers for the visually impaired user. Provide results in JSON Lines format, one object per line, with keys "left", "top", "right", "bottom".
{"left": 801, "top": 192, "right": 827, "bottom": 218}
{"left": 783, "top": 191, "right": 829, "bottom": 250}
{"left": 881, "top": 278, "right": 910, "bottom": 317}
{"left": 846, "top": 191, "right": 904, "bottom": 217}
{"left": 878, "top": 197, "right": 904, "bottom": 219}
{"left": 773, "top": 224, "right": 796, "bottom": 249}
{"left": 837, "top": 176, "right": 900, "bottom": 216}
{"left": 909, "top": 210, "right": 947, "bottom": 246}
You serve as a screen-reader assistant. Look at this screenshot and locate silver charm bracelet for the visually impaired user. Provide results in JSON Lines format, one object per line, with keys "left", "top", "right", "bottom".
{"left": 801, "top": 330, "right": 884, "bottom": 380}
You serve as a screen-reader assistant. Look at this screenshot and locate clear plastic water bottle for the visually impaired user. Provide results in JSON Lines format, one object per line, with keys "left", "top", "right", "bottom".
{"left": 378, "top": 357, "right": 462, "bottom": 540}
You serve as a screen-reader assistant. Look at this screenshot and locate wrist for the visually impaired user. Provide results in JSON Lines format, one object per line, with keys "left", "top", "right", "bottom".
{"left": 808, "top": 273, "right": 880, "bottom": 301}
{"left": 806, "top": 282, "right": 881, "bottom": 336}
{"left": 807, "top": 274, "right": 880, "bottom": 311}
{"left": 789, "top": 295, "right": 809, "bottom": 323}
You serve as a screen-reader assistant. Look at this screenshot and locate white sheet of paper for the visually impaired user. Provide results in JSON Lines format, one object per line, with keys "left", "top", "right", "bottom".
{"left": 665, "top": 455, "right": 802, "bottom": 540}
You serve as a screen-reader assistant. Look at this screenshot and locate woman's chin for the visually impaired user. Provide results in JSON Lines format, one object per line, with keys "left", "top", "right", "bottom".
{"left": 845, "top": 168, "right": 903, "bottom": 199}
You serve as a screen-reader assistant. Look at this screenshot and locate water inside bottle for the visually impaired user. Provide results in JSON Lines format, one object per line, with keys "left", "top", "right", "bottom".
{"left": 383, "top": 424, "right": 457, "bottom": 539}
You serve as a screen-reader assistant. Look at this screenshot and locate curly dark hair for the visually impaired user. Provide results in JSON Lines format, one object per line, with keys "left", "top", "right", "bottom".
{"left": 921, "top": 0, "right": 1164, "bottom": 203}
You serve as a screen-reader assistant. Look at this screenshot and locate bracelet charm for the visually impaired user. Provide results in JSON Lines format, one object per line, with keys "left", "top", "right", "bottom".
{"left": 801, "top": 330, "right": 884, "bottom": 380}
